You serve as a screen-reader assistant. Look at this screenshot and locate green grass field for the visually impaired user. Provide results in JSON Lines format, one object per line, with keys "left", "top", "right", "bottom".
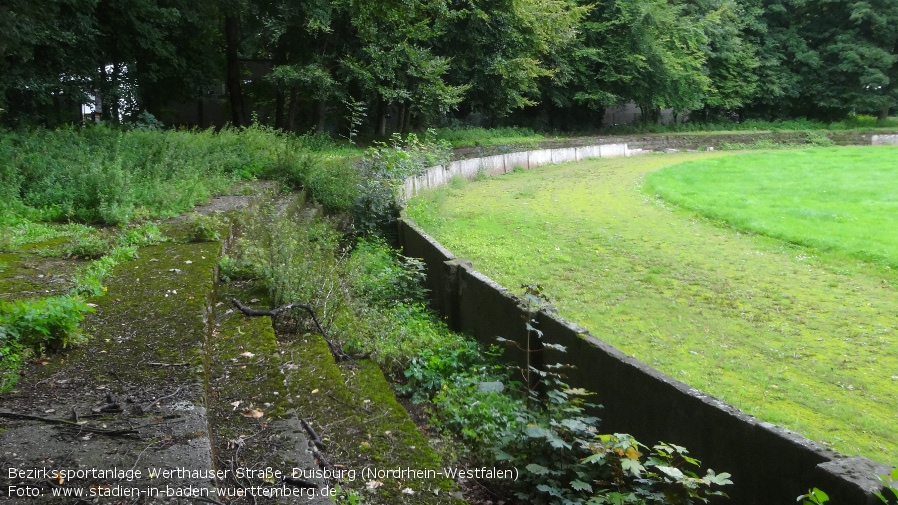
{"left": 645, "top": 147, "right": 898, "bottom": 268}
{"left": 406, "top": 147, "right": 898, "bottom": 465}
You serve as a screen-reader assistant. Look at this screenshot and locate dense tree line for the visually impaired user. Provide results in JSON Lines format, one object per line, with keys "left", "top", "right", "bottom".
{"left": 1, "top": 0, "right": 896, "bottom": 131}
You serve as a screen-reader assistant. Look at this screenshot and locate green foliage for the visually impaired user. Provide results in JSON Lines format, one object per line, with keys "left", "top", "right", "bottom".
{"left": 347, "top": 237, "right": 428, "bottom": 308}
{"left": 353, "top": 132, "right": 451, "bottom": 234}
{"left": 799, "top": 488, "right": 830, "bottom": 505}
{"left": 185, "top": 213, "right": 223, "bottom": 242}
{"left": 0, "top": 125, "right": 359, "bottom": 225}
{"left": 0, "top": 294, "right": 96, "bottom": 390}
{"left": 237, "top": 195, "right": 346, "bottom": 312}
{"left": 66, "top": 233, "right": 112, "bottom": 259}
{"left": 875, "top": 468, "right": 898, "bottom": 504}
{"left": 0, "top": 296, "right": 93, "bottom": 354}
{"left": 432, "top": 126, "right": 546, "bottom": 148}
{"left": 217, "top": 254, "right": 253, "bottom": 283}
{"left": 343, "top": 98, "right": 367, "bottom": 146}
{"left": 117, "top": 222, "right": 164, "bottom": 247}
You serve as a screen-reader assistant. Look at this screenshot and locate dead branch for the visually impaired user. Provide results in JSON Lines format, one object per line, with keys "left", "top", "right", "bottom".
{"left": 0, "top": 411, "right": 139, "bottom": 436}
{"left": 232, "top": 299, "right": 349, "bottom": 361}
{"left": 300, "top": 418, "right": 325, "bottom": 450}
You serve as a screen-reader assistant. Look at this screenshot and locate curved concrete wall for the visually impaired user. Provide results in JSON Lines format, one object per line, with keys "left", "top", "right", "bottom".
{"left": 396, "top": 144, "right": 894, "bottom": 504}
{"left": 400, "top": 143, "right": 630, "bottom": 201}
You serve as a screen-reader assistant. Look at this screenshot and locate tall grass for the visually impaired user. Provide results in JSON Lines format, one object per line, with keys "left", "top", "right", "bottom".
{"left": 431, "top": 126, "right": 546, "bottom": 148}
{"left": 0, "top": 124, "right": 359, "bottom": 224}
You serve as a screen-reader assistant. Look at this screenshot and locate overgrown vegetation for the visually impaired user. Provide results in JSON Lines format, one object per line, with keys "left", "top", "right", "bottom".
{"left": 0, "top": 222, "right": 166, "bottom": 390}
{"left": 352, "top": 131, "right": 451, "bottom": 235}
{"left": 0, "top": 124, "right": 359, "bottom": 225}
{"left": 603, "top": 115, "right": 898, "bottom": 136}
{"left": 432, "top": 126, "right": 547, "bottom": 148}
{"left": 225, "top": 177, "right": 732, "bottom": 503}
{"left": 0, "top": 295, "right": 93, "bottom": 388}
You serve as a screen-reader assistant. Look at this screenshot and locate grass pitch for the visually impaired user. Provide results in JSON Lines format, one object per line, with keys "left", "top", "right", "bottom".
{"left": 406, "top": 147, "right": 898, "bottom": 465}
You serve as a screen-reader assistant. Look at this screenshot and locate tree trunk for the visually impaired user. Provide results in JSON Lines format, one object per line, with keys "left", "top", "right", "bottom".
{"left": 95, "top": 65, "right": 106, "bottom": 121}
{"left": 274, "top": 87, "right": 285, "bottom": 129}
{"left": 286, "top": 86, "right": 299, "bottom": 132}
{"left": 224, "top": 15, "right": 246, "bottom": 127}
{"left": 879, "top": 105, "right": 890, "bottom": 121}
{"left": 110, "top": 62, "right": 121, "bottom": 123}
{"left": 376, "top": 98, "right": 387, "bottom": 136}
{"left": 314, "top": 100, "right": 327, "bottom": 133}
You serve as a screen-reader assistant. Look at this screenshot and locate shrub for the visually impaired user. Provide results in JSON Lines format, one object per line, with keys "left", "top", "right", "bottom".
{"left": 353, "top": 131, "right": 451, "bottom": 235}
{"left": 0, "top": 296, "right": 94, "bottom": 354}
{"left": 186, "top": 213, "right": 223, "bottom": 242}
{"left": 66, "top": 233, "right": 112, "bottom": 259}
{"left": 347, "top": 237, "right": 428, "bottom": 308}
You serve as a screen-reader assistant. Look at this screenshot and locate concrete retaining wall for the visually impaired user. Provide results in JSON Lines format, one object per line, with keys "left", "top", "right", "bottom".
{"left": 400, "top": 143, "right": 630, "bottom": 201}
{"left": 872, "top": 134, "right": 898, "bottom": 145}
{"left": 397, "top": 217, "right": 893, "bottom": 505}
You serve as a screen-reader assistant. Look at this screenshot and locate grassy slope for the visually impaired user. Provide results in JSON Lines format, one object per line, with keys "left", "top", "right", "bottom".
{"left": 406, "top": 150, "right": 898, "bottom": 466}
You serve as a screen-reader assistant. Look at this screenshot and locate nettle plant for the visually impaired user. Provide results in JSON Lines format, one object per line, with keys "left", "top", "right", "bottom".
{"left": 495, "top": 285, "right": 733, "bottom": 505}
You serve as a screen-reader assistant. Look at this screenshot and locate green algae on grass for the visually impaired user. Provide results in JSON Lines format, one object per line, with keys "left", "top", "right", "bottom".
{"left": 406, "top": 151, "right": 898, "bottom": 466}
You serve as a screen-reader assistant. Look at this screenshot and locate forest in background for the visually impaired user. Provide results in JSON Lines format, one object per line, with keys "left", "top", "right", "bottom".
{"left": 1, "top": 0, "right": 897, "bottom": 132}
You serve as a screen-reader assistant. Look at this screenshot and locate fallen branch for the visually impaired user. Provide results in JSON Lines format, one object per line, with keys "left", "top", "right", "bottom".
{"left": 232, "top": 299, "right": 349, "bottom": 361}
{"left": 0, "top": 411, "right": 139, "bottom": 436}
{"left": 283, "top": 477, "right": 318, "bottom": 489}
{"left": 300, "top": 418, "right": 325, "bottom": 450}
{"left": 146, "top": 362, "right": 189, "bottom": 367}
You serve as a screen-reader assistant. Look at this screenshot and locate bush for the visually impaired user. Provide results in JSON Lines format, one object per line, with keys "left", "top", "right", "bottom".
{"left": 347, "top": 237, "right": 428, "bottom": 308}
{"left": 0, "top": 296, "right": 94, "bottom": 354}
{"left": 353, "top": 132, "right": 451, "bottom": 235}
{"left": 185, "top": 213, "right": 223, "bottom": 242}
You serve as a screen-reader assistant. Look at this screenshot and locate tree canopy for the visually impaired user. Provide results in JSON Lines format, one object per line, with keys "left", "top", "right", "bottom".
{"left": 2, "top": 0, "right": 896, "bottom": 129}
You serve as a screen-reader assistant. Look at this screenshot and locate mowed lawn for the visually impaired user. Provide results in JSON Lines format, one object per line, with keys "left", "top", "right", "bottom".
{"left": 645, "top": 147, "right": 898, "bottom": 268}
{"left": 406, "top": 147, "right": 898, "bottom": 465}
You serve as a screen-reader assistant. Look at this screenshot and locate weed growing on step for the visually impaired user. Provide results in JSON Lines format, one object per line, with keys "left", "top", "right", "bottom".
{"left": 0, "top": 223, "right": 167, "bottom": 390}
{"left": 0, "top": 296, "right": 94, "bottom": 390}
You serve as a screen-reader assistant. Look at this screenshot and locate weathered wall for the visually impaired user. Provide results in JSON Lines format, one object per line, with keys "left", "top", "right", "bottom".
{"left": 400, "top": 143, "right": 630, "bottom": 201}
{"left": 448, "top": 130, "right": 898, "bottom": 162}
{"left": 872, "top": 134, "right": 898, "bottom": 145}
{"left": 397, "top": 217, "right": 893, "bottom": 505}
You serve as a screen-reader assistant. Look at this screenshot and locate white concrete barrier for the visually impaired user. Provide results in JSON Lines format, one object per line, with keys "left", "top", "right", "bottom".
{"left": 551, "top": 147, "right": 578, "bottom": 164}
{"left": 872, "top": 134, "right": 898, "bottom": 145}
{"left": 480, "top": 154, "right": 506, "bottom": 176}
{"left": 399, "top": 142, "right": 629, "bottom": 200}
{"left": 503, "top": 152, "right": 530, "bottom": 171}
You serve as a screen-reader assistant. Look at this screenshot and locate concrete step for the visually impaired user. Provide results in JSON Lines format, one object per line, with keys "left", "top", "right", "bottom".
{"left": 1, "top": 241, "right": 220, "bottom": 503}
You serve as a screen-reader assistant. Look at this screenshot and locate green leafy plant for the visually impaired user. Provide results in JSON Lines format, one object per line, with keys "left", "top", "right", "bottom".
{"left": 798, "top": 487, "right": 829, "bottom": 505}
{"left": 875, "top": 468, "right": 898, "bottom": 504}
{"left": 347, "top": 237, "right": 428, "bottom": 308}
{"left": 342, "top": 97, "right": 367, "bottom": 146}
{"left": 66, "top": 233, "right": 112, "bottom": 259}
{"left": 353, "top": 131, "right": 451, "bottom": 235}
{"left": 0, "top": 296, "right": 94, "bottom": 354}
{"left": 186, "top": 213, "right": 223, "bottom": 242}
